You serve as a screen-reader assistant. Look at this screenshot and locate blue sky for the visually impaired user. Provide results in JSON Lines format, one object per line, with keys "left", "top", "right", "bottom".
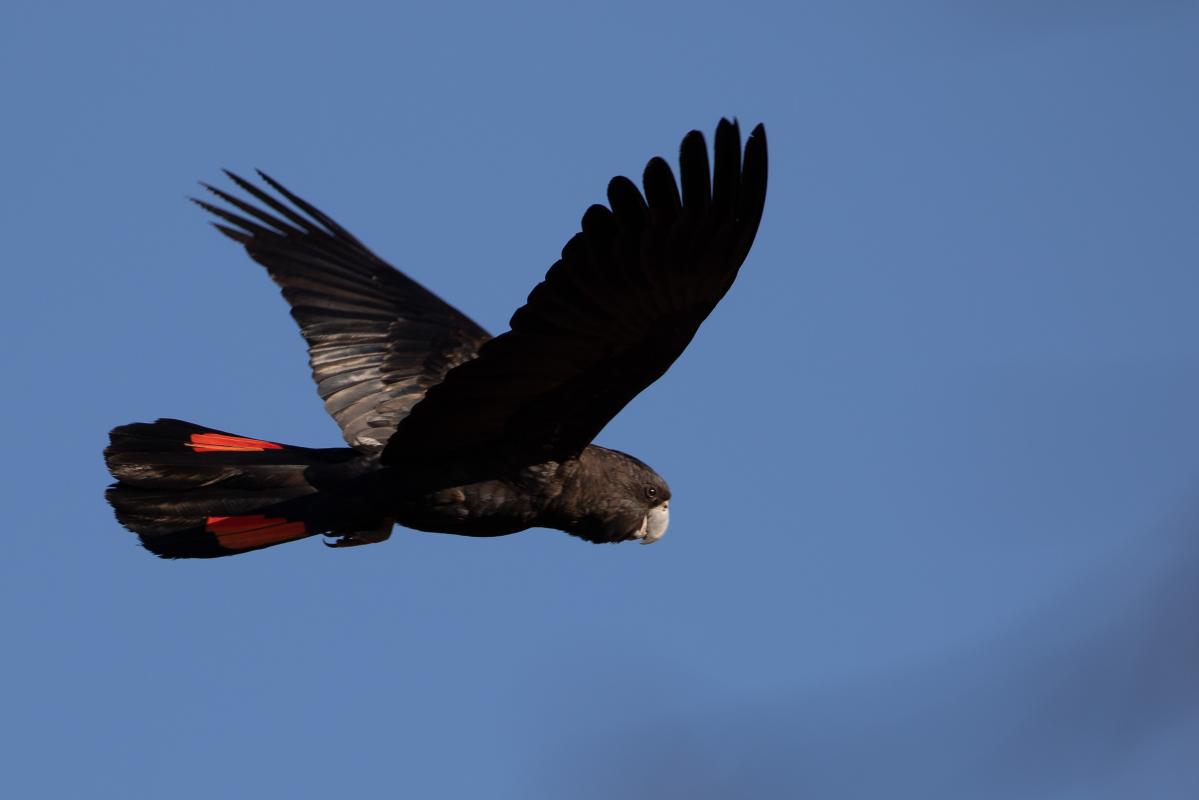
{"left": 3, "top": 1, "right": 1197, "bottom": 797}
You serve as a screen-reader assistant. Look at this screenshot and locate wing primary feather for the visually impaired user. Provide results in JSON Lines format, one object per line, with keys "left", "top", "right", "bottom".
{"left": 607, "top": 176, "right": 649, "bottom": 223}
{"left": 200, "top": 182, "right": 295, "bottom": 235}
{"left": 190, "top": 198, "right": 279, "bottom": 239}
{"left": 735, "top": 123, "right": 769, "bottom": 261}
{"left": 678, "top": 130, "right": 711, "bottom": 210}
{"left": 254, "top": 170, "right": 363, "bottom": 245}
{"left": 711, "top": 118, "right": 741, "bottom": 217}
{"left": 211, "top": 223, "right": 250, "bottom": 243}
{"left": 579, "top": 204, "right": 616, "bottom": 249}
{"left": 605, "top": 175, "right": 652, "bottom": 294}
{"left": 221, "top": 170, "right": 324, "bottom": 234}
{"left": 642, "top": 157, "right": 681, "bottom": 225}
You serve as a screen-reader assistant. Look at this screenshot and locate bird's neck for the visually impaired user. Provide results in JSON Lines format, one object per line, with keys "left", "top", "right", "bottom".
{"left": 538, "top": 447, "right": 638, "bottom": 542}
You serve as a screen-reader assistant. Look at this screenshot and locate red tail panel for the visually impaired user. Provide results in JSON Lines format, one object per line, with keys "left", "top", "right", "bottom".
{"left": 187, "top": 433, "right": 285, "bottom": 453}
{"left": 206, "top": 515, "right": 308, "bottom": 549}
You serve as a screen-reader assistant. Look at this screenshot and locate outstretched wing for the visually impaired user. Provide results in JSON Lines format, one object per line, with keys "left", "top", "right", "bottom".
{"left": 195, "top": 172, "right": 490, "bottom": 453}
{"left": 382, "top": 119, "right": 767, "bottom": 469}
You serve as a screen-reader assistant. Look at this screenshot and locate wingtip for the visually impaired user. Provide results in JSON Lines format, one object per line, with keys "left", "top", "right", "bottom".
{"left": 607, "top": 174, "right": 634, "bottom": 195}
{"left": 642, "top": 156, "right": 678, "bottom": 192}
{"left": 745, "top": 124, "right": 768, "bottom": 167}
{"left": 714, "top": 118, "right": 765, "bottom": 140}
{"left": 679, "top": 128, "right": 706, "bottom": 152}
{"left": 211, "top": 222, "right": 250, "bottom": 243}
{"left": 189, "top": 195, "right": 221, "bottom": 212}
{"left": 221, "top": 168, "right": 254, "bottom": 189}
{"left": 644, "top": 155, "right": 671, "bottom": 176}
{"left": 189, "top": 195, "right": 234, "bottom": 223}
{"left": 255, "top": 168, "right": 280, "bottom": 188}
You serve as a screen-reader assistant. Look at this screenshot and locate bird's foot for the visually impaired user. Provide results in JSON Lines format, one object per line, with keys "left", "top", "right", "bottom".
{"left": 323, "top": 522, "right": 393, "bottom": 549}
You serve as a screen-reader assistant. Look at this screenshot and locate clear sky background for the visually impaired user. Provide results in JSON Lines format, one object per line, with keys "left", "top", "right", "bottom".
{"left": 3, "top": 1, "right": 1197, "bottom": 797}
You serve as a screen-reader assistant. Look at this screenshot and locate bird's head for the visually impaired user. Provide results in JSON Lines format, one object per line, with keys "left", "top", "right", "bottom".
{"left": 556, "top": 446, "right": 672, "bottom": 544}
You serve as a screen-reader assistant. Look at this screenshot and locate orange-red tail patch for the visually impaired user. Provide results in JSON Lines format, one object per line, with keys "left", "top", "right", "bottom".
{"left": 205, "top": 515, "right": 307, "bottom": 549}
{"left": 187, "top": 433, "right": 284, "bottom": 453}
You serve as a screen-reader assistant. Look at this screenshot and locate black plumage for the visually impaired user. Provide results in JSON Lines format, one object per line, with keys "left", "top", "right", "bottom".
{"left": 104, "top": 119, "right": 768, "bottom": 558}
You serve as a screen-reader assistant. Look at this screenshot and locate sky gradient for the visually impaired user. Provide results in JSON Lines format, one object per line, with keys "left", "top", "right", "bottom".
{"left": 3, "top": 1, "right": 1197, "bottom": 797}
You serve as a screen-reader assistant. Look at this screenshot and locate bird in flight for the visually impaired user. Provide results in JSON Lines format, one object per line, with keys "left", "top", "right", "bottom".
{"left": 104, "top": 119, "right": 768, "bottom": 558}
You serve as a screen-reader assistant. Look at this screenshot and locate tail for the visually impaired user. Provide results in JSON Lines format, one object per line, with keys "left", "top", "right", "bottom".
{"left": 104, "top": 419, "right": 380, "bottom": 559}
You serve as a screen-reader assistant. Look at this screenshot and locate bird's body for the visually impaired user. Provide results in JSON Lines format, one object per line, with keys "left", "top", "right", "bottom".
{"left": 104, "top": 120, "right": 766, "bottom": 558}
{"left": 388, "top": 446, "right": 669, "bottom": 543}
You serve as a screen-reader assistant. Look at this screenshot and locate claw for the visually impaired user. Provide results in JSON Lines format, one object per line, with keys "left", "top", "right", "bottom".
{"left": 322, "top": 522, "right": 394, "bottom": 549}
{"left": 324, "top": 535, "right": 368, "bottom": 548}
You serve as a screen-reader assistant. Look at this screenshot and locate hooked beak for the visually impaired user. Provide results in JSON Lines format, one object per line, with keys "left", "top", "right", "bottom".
{"left": 636, "top": 500, "right": 670, "bottom": 545}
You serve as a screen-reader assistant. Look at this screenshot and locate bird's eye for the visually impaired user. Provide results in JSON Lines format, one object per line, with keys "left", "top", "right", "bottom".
{"left": 645, "top": 486, "right": 658, "bottom": 500}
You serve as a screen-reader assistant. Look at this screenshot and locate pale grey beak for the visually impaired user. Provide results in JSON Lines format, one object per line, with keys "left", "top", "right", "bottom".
{"left": 638, "top": 500, "right": 670, "bottom": 545}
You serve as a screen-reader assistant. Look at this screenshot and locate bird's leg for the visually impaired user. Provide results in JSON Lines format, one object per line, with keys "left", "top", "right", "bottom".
{"left": 324, "top": 520, "right": 394, "bottom": 549}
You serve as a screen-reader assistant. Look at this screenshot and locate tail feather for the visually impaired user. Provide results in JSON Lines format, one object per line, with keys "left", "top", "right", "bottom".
{"left": 104, "top": 418, "right": 375, "bottom": 559}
